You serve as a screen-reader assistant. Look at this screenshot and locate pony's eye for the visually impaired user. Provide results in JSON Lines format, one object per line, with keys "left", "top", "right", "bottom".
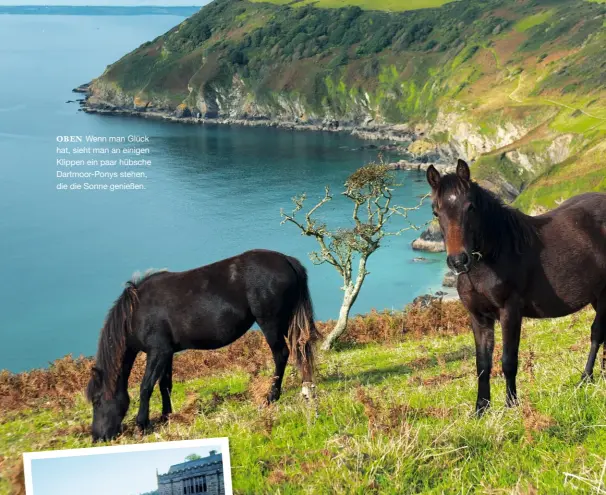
{"left": 432, "top": 210, "right": 438, "bottom": 217}
{"left": 467, "top": 203, "right": 475, "bottom": 212}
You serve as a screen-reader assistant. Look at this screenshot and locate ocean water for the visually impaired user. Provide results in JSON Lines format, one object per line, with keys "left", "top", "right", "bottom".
{"left": 0, "top": 14, "right": 447, "bottom": 372}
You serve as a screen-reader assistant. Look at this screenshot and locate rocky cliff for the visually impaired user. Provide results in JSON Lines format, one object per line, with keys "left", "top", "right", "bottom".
{"left": 80, "top": 0, "right": 606, "bottom": 212}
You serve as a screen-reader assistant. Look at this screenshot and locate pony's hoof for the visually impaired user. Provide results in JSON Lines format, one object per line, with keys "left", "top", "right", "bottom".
{"left": 505, "top": 396, "right": 519, "bottom": 408}
{"left": 474, "top": 400, "right": 490, "bottom": 417}
{"left": 579, "top": 373, "right": 594, "bottom": 385}
{"left": 266, "top": 391, "right": 280, "bottom": 404}
{"left": 160, "top": 413, "right": 171, "bottom": 423}
{"left": 301, "top": 382, "right": 316, "bottom": 400}
{"left": 136, "top": 419, "right": 150, "bottom": 432}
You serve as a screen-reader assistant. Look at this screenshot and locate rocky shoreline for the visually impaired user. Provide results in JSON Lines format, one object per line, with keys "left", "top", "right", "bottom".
{"left": 75, "top": 87, "right": 459, "bottom": 178}
{"left": 82, "top": 102, "right": 461, "bottom": 171}
{"left": 76, "top": 94, "right": 419, "bottom": 144}
{"left": 74, "top": 84, "right": 466, "bottom": 156}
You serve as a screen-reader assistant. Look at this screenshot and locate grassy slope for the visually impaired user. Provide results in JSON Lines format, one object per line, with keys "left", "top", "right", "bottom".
{"left": 515, "top": 140, "right": 606, "bottom": 211}
{"left": 446, "top": 6, "right": 606, "bottom": 209}
{"left": 2, "top": 307, "right": 606, "bottom": 494}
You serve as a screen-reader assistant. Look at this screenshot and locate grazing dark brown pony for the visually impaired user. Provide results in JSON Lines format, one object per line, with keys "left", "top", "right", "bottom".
{"left": 427, "top": 159, "right": 606, "bottom": 414}
{"left": 86, "top": 249, "right": 319, "bottom": 441}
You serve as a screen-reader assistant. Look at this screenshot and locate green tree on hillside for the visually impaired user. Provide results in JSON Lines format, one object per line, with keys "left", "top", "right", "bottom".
{"left": 281, "top": 163, "right": 424, "bottom": 350}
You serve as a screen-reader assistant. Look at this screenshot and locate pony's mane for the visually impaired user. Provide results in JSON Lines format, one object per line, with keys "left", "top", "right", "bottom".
{"left": 86, "top": 268, "right": 169, "bottom": 402}
{"left": 437, "top": 175, "right": 537, "bottom": 260}
{"left": 130, "top": 267, "right": 168, "bottom": 285}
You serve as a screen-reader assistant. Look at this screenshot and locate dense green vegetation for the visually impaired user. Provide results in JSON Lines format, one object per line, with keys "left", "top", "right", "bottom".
{"left": 100, "top": 0, "right": 606, "bottom": 117}
{"left": 2, "top": 306, "right": 606, "bottom": 493}
{"left": 249, "top": 0, "right": 456, "bottom": 11}
{"left": 90, "top": 0, "right": 606, "bottom": 212}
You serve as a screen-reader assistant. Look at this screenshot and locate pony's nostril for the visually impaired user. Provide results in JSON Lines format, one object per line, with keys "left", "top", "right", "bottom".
{"left": 448, "top": 253, "right": 470, "bottom": 272}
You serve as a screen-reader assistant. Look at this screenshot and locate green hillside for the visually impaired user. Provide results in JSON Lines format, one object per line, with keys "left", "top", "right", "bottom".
{"left": 2, "top": 304, "right": 606, "bottom": 493}
{"left": 249, "top": 0, "right": 456, "bottom": 11}
{"left": 85, "top": 0, "right": 606, "bottom": 211}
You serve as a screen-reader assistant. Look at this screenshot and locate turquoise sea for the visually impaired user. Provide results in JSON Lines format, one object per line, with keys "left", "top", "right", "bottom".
{"left": 0, "top": 13, "right": 447, "bottom": 372}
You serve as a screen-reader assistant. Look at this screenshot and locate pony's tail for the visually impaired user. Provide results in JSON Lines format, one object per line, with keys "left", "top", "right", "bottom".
{"left": 285, "top": 256, "right": 320, "bottom": 383}
{"left": 87, "top": 281, "right": 139, "bottom": 401}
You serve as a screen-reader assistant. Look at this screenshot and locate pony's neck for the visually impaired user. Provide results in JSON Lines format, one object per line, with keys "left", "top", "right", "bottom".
{"left": 472, "top": 184, "right": 536, "bottom": 261}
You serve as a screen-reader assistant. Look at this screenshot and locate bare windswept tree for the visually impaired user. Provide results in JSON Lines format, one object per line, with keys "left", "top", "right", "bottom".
{"left": 281, "top": 163, "right": 425, "bottom": 350}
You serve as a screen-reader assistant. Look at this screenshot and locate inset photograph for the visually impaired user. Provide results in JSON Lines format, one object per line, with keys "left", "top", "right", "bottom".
{"left": 23, "top": 438, "right": 232, "bottom": 495}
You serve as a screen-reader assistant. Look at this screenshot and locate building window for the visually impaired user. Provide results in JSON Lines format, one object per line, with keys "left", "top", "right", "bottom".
{"left": 203, "top": 475, "right": 207, "bottom": 492}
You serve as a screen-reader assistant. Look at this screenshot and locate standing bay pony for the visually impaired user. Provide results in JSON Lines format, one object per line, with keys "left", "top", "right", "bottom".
{"left": 86, "top": 249, "right": 319, "bottom": 441}
{"left": 427, "top": 159, "right": 606, "bottom": 414}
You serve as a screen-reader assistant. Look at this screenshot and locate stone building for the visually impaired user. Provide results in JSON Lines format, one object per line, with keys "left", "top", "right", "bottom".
{"left": 157, "top": 451, "right": 225, "bottom": 495}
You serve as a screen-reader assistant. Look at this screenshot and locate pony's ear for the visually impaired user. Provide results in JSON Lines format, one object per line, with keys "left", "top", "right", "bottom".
{"left": 426, "top": 165, "right": 441, "bottom": 190}
{"left": 456, "top": 159, "right": 471, "bottom": 182}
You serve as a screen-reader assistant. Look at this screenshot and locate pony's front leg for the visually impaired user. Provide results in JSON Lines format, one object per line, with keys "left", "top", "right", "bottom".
{"left": 159, "top": 353, "right": 174, "bottom": 419}
{"left": 500, "top": 304, "right": 522, "bottom": 407}
{"left": 136, "top": 350, "right": 171, "bottom": 431}
{"left": 471, "top": 313, "right": 495, "bottom": 415}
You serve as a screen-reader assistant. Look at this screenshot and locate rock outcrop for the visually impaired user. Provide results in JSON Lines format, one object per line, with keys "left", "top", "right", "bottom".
{"left": 175, "top": 104, "right": 192, "bottom": 118}
{"left": 442, "top": 270, "right": 457, "bottom": 288}
{"left": 411, "top": 221, "right": 444, "bottom": 253}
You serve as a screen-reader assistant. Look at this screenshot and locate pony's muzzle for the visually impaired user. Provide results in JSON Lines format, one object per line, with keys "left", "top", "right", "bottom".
{"left": 447, "top": 252, "right": 471, "bottom": 274}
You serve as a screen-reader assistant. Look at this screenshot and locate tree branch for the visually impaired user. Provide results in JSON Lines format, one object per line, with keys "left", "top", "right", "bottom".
{"left": 281, "top": 163, "right": 427, "bottom": 349}
{"left": 280, "top": 188, "right": 344, "bottom": 275}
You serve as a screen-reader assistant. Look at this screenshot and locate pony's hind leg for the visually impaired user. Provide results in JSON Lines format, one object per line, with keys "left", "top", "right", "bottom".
{"left": 136, "top": 349, "right": 172, "bottom": 431}
{"left": 159, "top": 353, "right": 174, "bottom": 419}
{"left": 258, "top": 318, "right": 290, "bottom": 403}
{"left": 297, "top": 342, "right": 316, "bottom": 399}
{"left": 297, "top": 341, "right": 315, "bottom": 400}
{"left": 582, "top": 297, "right": 605, "bottom": 382}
